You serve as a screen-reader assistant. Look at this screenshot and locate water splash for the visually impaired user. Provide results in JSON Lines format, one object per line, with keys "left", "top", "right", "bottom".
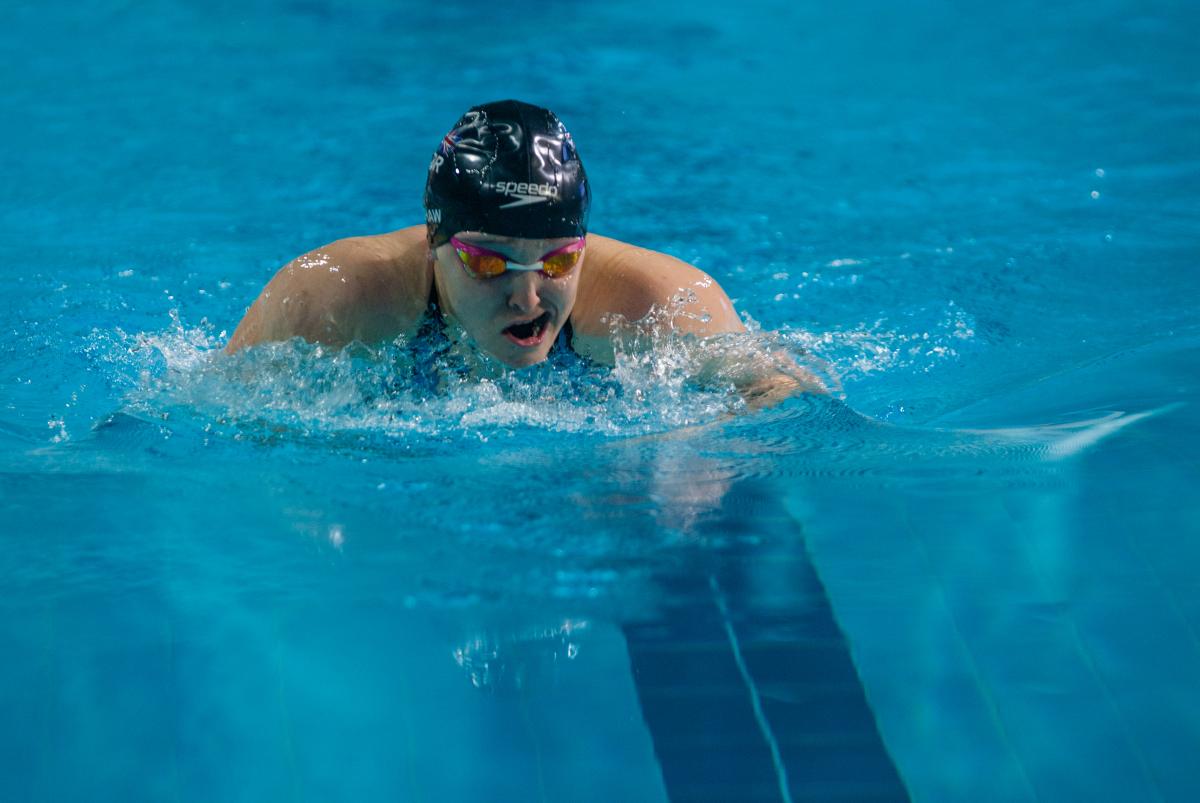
{"left": 85, "top": 304, "right": 835, "bottom": 447}
{"left": 782, "top": 301, "right": 976, "bottom": 382}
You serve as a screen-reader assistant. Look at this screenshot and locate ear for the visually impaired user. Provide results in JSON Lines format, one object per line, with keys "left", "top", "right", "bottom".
{"left": 428, "top": 241, "right": 446, "bottom": 269}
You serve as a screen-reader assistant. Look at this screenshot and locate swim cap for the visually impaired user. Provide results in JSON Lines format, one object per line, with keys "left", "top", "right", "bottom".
{"left": 424, "top": 100, "right": 590, "bottom": 248}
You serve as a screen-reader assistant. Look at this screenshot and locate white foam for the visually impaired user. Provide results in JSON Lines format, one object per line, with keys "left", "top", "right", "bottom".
{"left": 93, "top": 303, "right": 833, "bottom": 444}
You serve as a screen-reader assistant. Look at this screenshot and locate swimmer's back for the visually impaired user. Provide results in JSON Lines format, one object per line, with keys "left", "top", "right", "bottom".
{"left": 225, "top": 227, "right": 742, "bottom": 356}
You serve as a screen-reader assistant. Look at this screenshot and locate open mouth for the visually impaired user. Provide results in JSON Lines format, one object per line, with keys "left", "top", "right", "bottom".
{"left": 502, "top": 311, "right": 553, "bottom": 347}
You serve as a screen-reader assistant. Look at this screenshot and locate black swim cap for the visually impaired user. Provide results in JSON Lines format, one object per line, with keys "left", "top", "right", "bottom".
{"left": 424, "top": 100, "right": 589, "bottom": 248}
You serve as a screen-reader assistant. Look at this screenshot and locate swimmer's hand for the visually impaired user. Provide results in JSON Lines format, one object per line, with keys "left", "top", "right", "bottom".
{"left": 736, "top": 368, "right": 825, "bottom": 410}
{"left": 712, "top": 345, "right": 829, "bottom": 411}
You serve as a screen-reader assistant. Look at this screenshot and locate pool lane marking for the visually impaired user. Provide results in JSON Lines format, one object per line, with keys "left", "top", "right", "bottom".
{"left": 1010, "top": 496, "right": 1168, "bottom": 800}
{"left": 708, "top": 573, "right": 795, "bottom": 803}
{"left": 903, "top": 508, "right": 1041, "bottom": 801}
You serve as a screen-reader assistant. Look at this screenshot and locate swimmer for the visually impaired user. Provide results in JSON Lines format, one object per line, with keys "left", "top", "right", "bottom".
{"left": 227, "top": 99, "right": 824, "bottom": 403}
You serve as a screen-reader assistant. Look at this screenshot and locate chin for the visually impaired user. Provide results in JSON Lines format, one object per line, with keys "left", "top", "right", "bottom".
{"left": 498, "top": 348, "right": 550, "bottom": 369}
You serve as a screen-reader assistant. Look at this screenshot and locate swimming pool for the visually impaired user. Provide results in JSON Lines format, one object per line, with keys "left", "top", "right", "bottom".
{"left": 2, "top": 0, "right": 1198, "bottom": 800}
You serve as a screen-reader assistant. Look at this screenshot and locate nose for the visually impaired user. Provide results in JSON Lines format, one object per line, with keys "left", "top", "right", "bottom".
{"left": 506, "top": 271, "right": 542, "bottom": 314}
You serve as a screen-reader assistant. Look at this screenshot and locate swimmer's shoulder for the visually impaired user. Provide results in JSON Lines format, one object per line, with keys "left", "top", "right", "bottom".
{"left": 570, "top": 234, "right": 744, "bottom": 361}
{"left": 227, "top": 225, "right": 430, "bottom": 352}
{"left": 333, "top": 225, "right": 433, "bottom": 336}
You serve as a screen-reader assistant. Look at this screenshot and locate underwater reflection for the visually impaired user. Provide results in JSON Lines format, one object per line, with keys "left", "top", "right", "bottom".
{"left": 437, "top": 445, "right": 910, "bottom": 799}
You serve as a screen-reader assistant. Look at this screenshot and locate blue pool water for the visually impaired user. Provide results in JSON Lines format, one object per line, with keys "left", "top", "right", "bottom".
{"left": 3, "top": 0, "right": 1199, "bottom": 800}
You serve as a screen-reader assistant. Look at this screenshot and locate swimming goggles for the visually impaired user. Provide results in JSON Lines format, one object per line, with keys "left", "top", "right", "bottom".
{"left": 450, "top": 236, "right": 585, "bottom": 279}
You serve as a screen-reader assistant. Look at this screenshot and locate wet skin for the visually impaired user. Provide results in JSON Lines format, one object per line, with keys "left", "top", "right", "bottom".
{"left": 225, "top": 225, "right": 825, "bottom": 399}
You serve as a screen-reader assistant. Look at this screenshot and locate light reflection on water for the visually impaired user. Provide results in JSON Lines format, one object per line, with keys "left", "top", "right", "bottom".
{"left": 3, "top": 0, "right": 1199, "bottom": 796}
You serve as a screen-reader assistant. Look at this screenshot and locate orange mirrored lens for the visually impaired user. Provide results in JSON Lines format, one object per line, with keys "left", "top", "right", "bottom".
{"left": 457, "top": 248, "right": 506, "bottom": 278}
{"left": 541, "top": 248, "right": 582, "bottom": 277}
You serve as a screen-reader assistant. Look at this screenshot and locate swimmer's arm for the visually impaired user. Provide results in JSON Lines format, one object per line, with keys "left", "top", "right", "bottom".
{"left": 225, "top": 229, "right": 427, "bottom": 353}
{"left": 572, "top": 238, "right": 826, "bottom": 405}
{"left": 665, "top": 283, "right": 828, "bottom": 408}
{"left": 704, "top": 345, "right": 828, "bottom": 409}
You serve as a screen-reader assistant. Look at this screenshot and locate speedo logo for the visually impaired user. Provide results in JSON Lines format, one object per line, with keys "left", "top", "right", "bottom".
{"left": 490, "top": 181, "right": 559, "bottom": 209}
